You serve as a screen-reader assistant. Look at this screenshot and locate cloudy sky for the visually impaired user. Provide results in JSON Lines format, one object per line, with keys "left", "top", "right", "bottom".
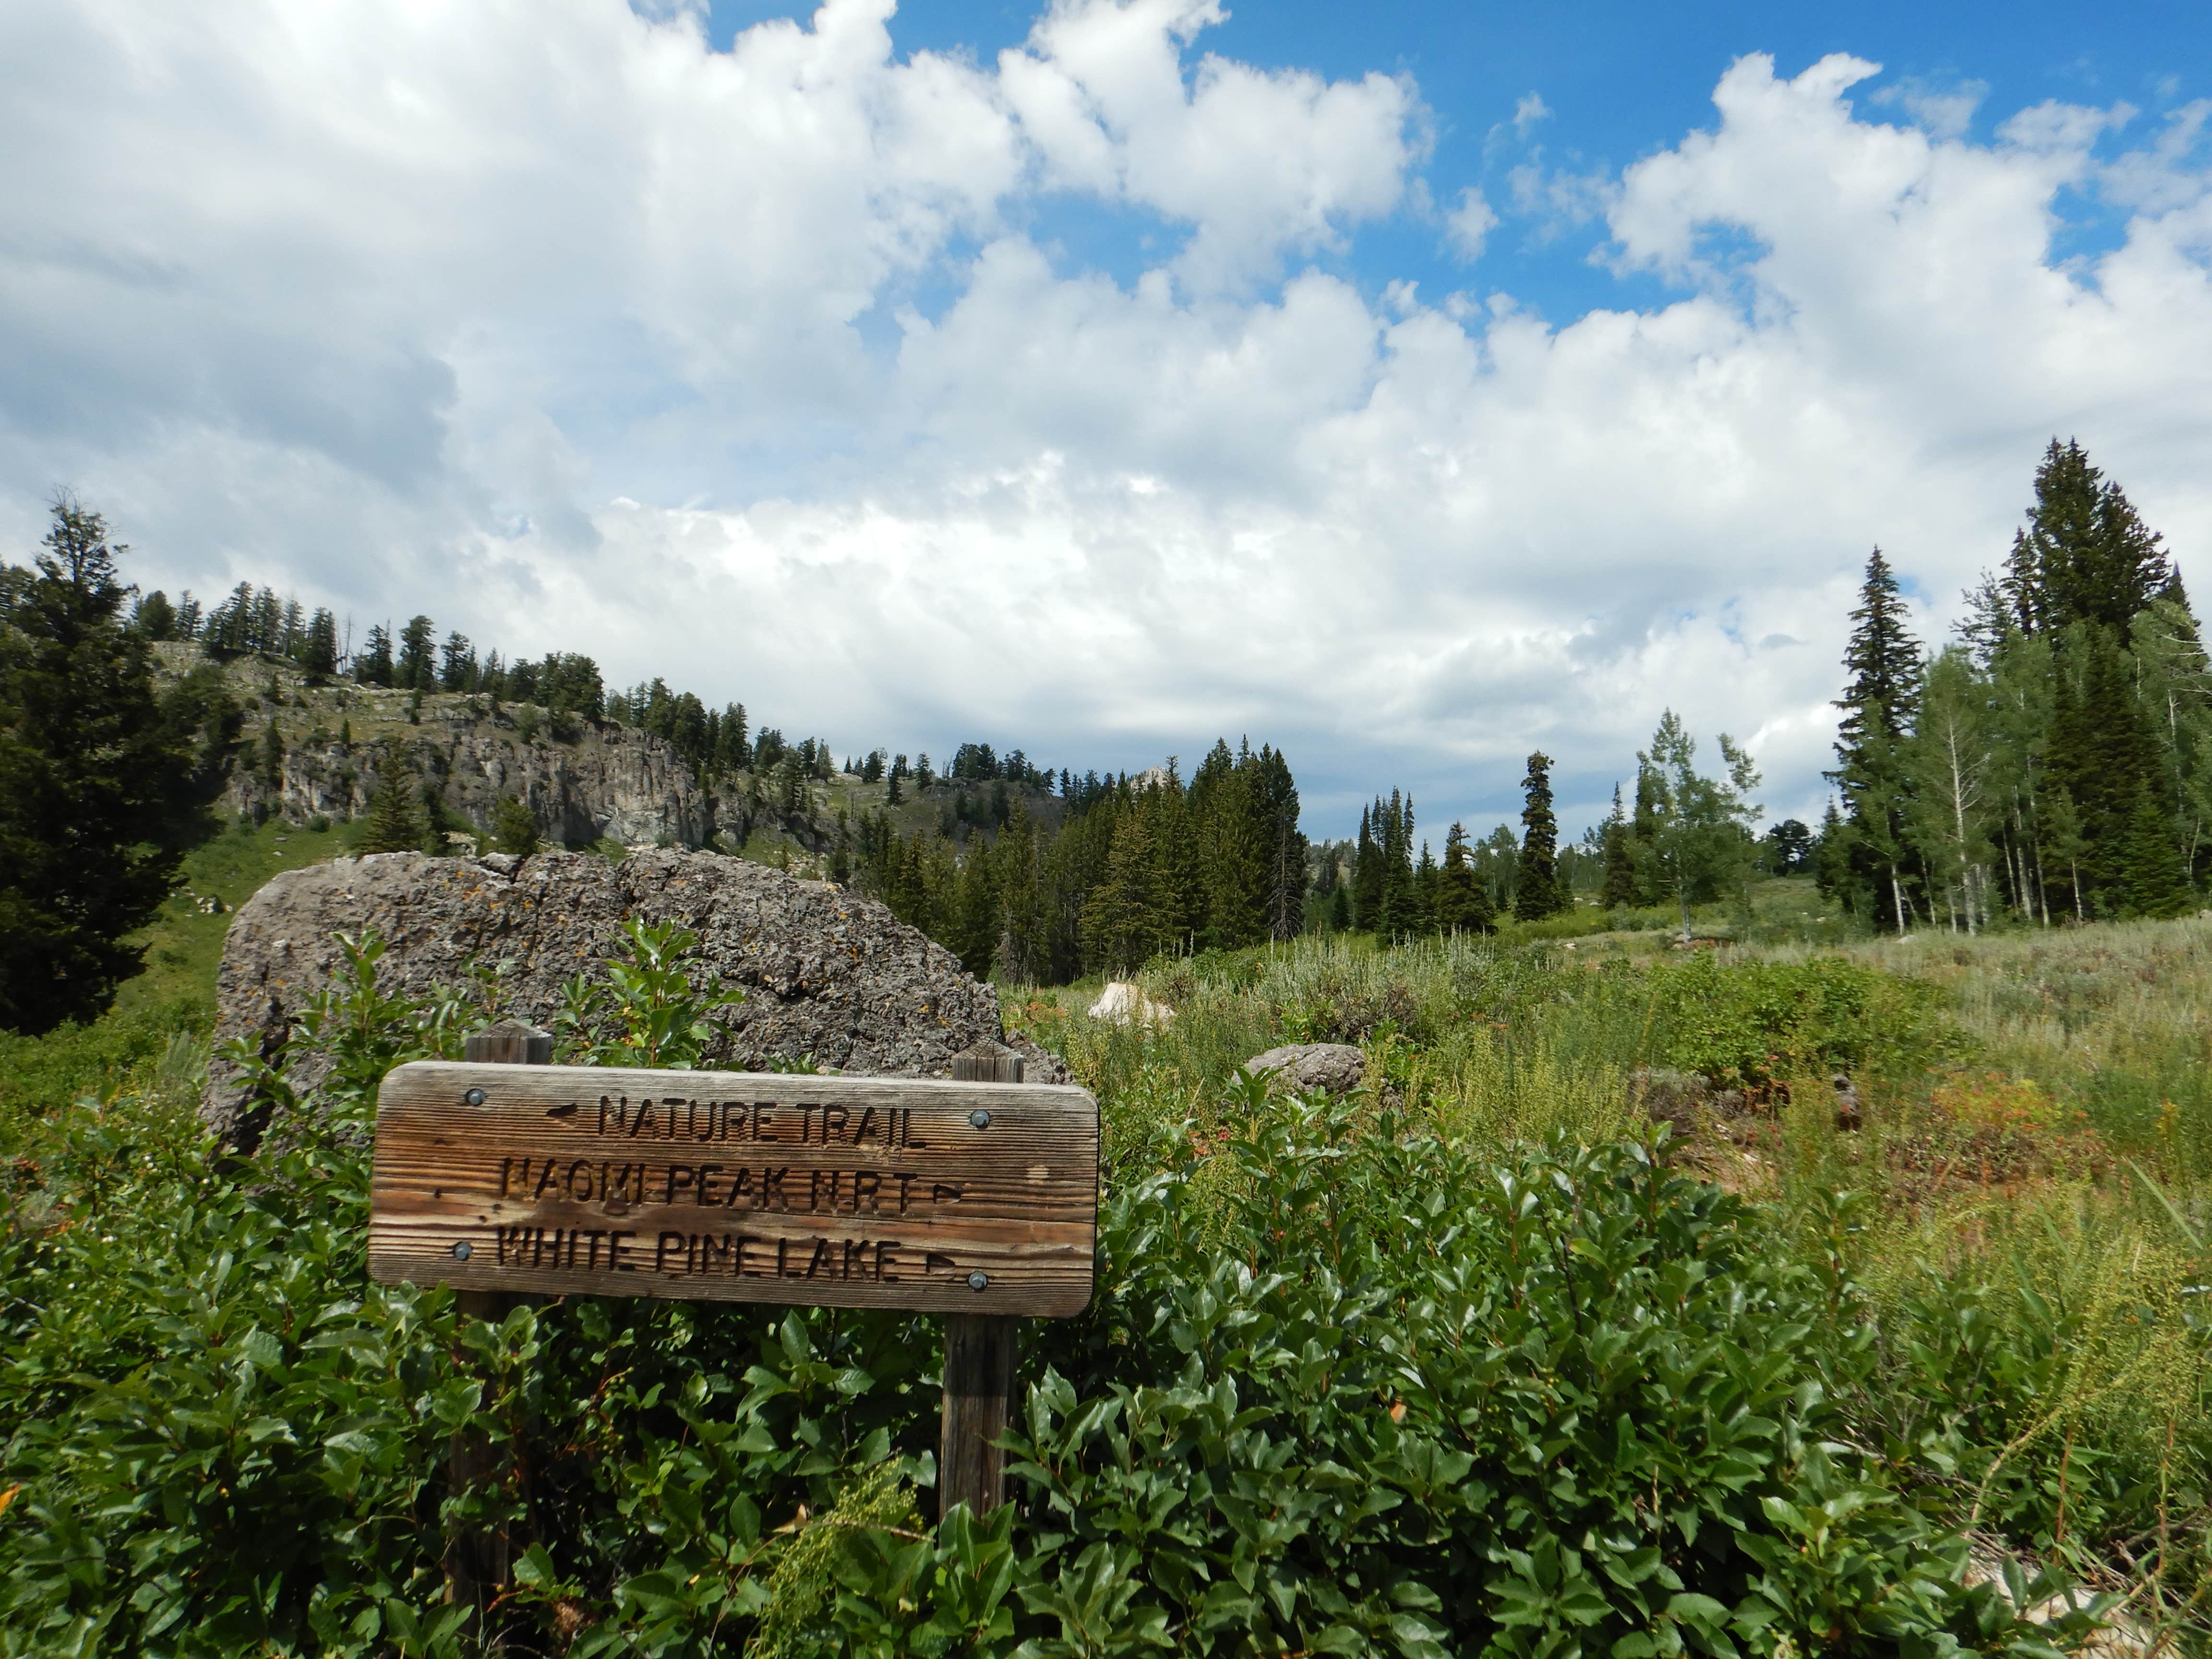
{"left": 4, "top": 0, "right": 2209, "bottom": 840}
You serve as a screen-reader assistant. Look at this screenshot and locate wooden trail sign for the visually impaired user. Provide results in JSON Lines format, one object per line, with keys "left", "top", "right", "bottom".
{"left": 371, "top": 1059, "right": 1099, "bottom": 1318}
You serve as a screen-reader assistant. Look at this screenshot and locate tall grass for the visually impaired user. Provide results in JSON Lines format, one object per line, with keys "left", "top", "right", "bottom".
{"left": 1016, "top": 920, "right": 2212, "bottom": 1643}
{"left": 1764, "top": 917, "right": 2212, "bottom": 1177}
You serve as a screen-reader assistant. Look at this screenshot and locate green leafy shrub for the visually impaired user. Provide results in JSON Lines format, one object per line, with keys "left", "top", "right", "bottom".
{"left": 955, "top": 1110, "right": 2091, "bottom": 1659}
{"left": 553, "top": 916, "right": 745, "bottom": 1068}
{"left": 1632, "top": 952, "right": 1967, "bottom": 1089}
{"left": 0, "top": 934, "right": 2097, "bottom": 1657}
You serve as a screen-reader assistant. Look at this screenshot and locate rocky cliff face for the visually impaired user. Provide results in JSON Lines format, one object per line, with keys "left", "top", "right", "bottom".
{"left": 226, "top": 702, "right": 712, "bottom": 849}
{"left": 205, "top": 849, "right": 1068, "bottom": 1151}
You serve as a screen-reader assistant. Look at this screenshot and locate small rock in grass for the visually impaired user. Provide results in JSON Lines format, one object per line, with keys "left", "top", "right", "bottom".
{"left": 1243, "top": 1043, "right": 1367, "bottom": 1097}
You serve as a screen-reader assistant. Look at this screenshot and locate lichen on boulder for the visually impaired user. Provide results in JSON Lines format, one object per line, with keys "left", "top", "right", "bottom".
{"left": 204, "top": 849, "right": 1066, "bottom": 1149}
{"left": 1241, "top": 1042, "right": 1367, "bottom": 1097}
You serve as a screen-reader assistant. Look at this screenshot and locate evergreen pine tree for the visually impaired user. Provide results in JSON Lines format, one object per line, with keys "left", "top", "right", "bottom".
{"left": 994, "top": 801, "right": 1044, "bottom": 983}
{"left": 2057, "top": 628, "right": 2190, "bottom": 916}
{"left": 1830, "top": 547, "right": 1923, "bottom": 930}
{"left": 2040, "top": 631, "right": 2108, "bottom": 915}
{"left": 2011, "top": 440, "right": 2173, "bottom": 634}
{"left": 1191, "top": 740, "right": 1265, "bottom": 948}
{"left": 1410, "top": 841, "right": 1439, "bottom": 936}
{"left": 1151, "top": 761, "right": 1203, "bottom": 954}
{"left": 1599, "top": 785, "right": 1638, "bottom": 909}
{"left": 300, "top": 608, "right": 339, "bottom": 678}
{"left": 1372, "top": 792, "right": 1416, "bottom": 940}
{"left": 1514, "top": 751, "right": 1567, "bottom": 920}
{"left": 493, "top": 794, "right": 540, "bottom": 856}
{"left": 0, "top": 496, "right": 200, "bottom": 1031}
{"left": 132, "top": 589, "right": 177, "bottom": 640}
{"left": 439, "top": 631, "right": 476, "bottom": 692}
{"left": 360, "top": 765, "right": 426, "bottom": 854}
{"left": 1083, "top": 806, "right": 1168, "bottom": 973}
{"left": 418, "top": 777, "right": 451, "bottom": 854}
{"left": 2122, "top": 786, "right": 2192, "bottom": 918}
{"left": 355, "top": 623, "right": 394, "bottom": 686}
{"left": 1812, "top": 799, "right": 1852, "bottom": 902}
{"left": 1351, "top": 805, "right": 1382, "bottom": 930}
{"left": 1251, "top": 744, "right": 1307, "bottom": 941}
{"left": 396, "top": 615, "right": 436, "bottom": 690}
{"left": 951, "top": 843, "right": 1000, "bottom": 977}
{"left": 1435, "top": 821, "right": 1495, "bottom": 934}
{"left": 1958, "top": 571, "right": 2020, "bottom": 667}
{"left": 256, "top": 719, "right": 285, "bottom": 791}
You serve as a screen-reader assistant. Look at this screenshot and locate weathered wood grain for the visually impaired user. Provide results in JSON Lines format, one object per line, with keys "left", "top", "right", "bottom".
{"left": 942, "top": 1041, "right": 1025, "bottom": 1519}
{"left": 371, "top": 1061, "right": 1099, "bottom": 1317}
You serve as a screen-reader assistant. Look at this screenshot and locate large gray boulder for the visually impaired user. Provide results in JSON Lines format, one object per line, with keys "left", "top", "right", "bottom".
{"left": 205, "top": 849, "right": 1065, "bottom": 1148}
{"left": 1243, "top": 1043, "right": 1368, "bottom": 1097}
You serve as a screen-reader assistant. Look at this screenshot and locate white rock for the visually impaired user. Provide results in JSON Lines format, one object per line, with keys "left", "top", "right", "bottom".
{"left": 1088, "top": 981, "right": 1175, "bottom": 1026}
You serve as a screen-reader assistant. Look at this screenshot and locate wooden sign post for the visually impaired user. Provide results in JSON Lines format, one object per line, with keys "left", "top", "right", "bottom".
{"left": 441, "top": 1022, "right": 553, "bottom": 1619}
{"left": 941, "top": 1041, "right": 1026, "bottom": 1519}
{"left": 373, "top": 1034, "right": 1098, "bottom": 1606}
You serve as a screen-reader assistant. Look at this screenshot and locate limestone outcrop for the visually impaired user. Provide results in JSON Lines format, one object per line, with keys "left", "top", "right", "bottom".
{"left": 205, "top": 849, "right": 1068, "bottom": 1149}
{"left": 225, "top": 709, "right": 710, "bottom": 849}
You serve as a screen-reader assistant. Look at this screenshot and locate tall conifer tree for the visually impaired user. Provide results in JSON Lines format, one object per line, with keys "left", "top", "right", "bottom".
{"left": 360, "top": 764, "right": 427, "bottom": 854}
{"left": 1830, "top": 547, "right": 1923, "bottom": 930}
{"left": 1351, "top": 805, "right": 1382, "bottom": 930}
{"left": 1435, "top": 821, "right": 1495, "bottom": 934}
{"left": 1514, "top": 751, "right": 1567, "bottom": 920}
{"left": 1599, "top": 785, "right": 1638, "bottom": 910}
{"left": 1371, "top": 792, "right": 1417, "bottom": 940}
{"left": 2007, "top": 440, "right": 2173, "bottom": 634}
{"left": 355, "top": 624, "right": 395, "bottom": 686}
{"left": 1410, "top": 841, "right": 1439, "bottom": 936}
{"left": 0, "top": 497, "right": 201, "bottom": 1030}
{"left": 1251, "top": 743, "right": 1308, "bottom": 940}
{"left": 396, "top": 615, "right": 436, "bottom": 691}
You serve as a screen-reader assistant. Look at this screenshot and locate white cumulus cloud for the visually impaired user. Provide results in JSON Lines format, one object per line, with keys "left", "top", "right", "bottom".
{"left": 3, "top": 14, "right": 2211, "bottom": 836}
{"left": 1001, "top": 0, "right": 1425, "bottom": 290}
{"left": 1443, "top": 186, "right": 1499, "bottom": 262}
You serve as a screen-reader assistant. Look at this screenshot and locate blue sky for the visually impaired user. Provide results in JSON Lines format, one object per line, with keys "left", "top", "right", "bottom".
{"left": 3, "top": 0, "right": 2210, "bottom": 841}
{"left": 700, "top": 0, "right": 2198, "bottom": 323}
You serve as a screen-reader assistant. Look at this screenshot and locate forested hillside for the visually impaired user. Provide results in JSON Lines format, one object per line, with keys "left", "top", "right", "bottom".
{"left": 4, "top": 435, "right": 2209, "bottom": 1028}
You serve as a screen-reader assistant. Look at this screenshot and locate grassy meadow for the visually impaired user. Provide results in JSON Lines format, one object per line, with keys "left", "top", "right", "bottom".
{"left": 0, "top": 860, "right": 2207, "bottom": 1655}
{"left": 0, "top": 815, "right": 363, "bottom": 1129}
{"left": 1018, "top": 906, "right": 2212, "bottom": 1636}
